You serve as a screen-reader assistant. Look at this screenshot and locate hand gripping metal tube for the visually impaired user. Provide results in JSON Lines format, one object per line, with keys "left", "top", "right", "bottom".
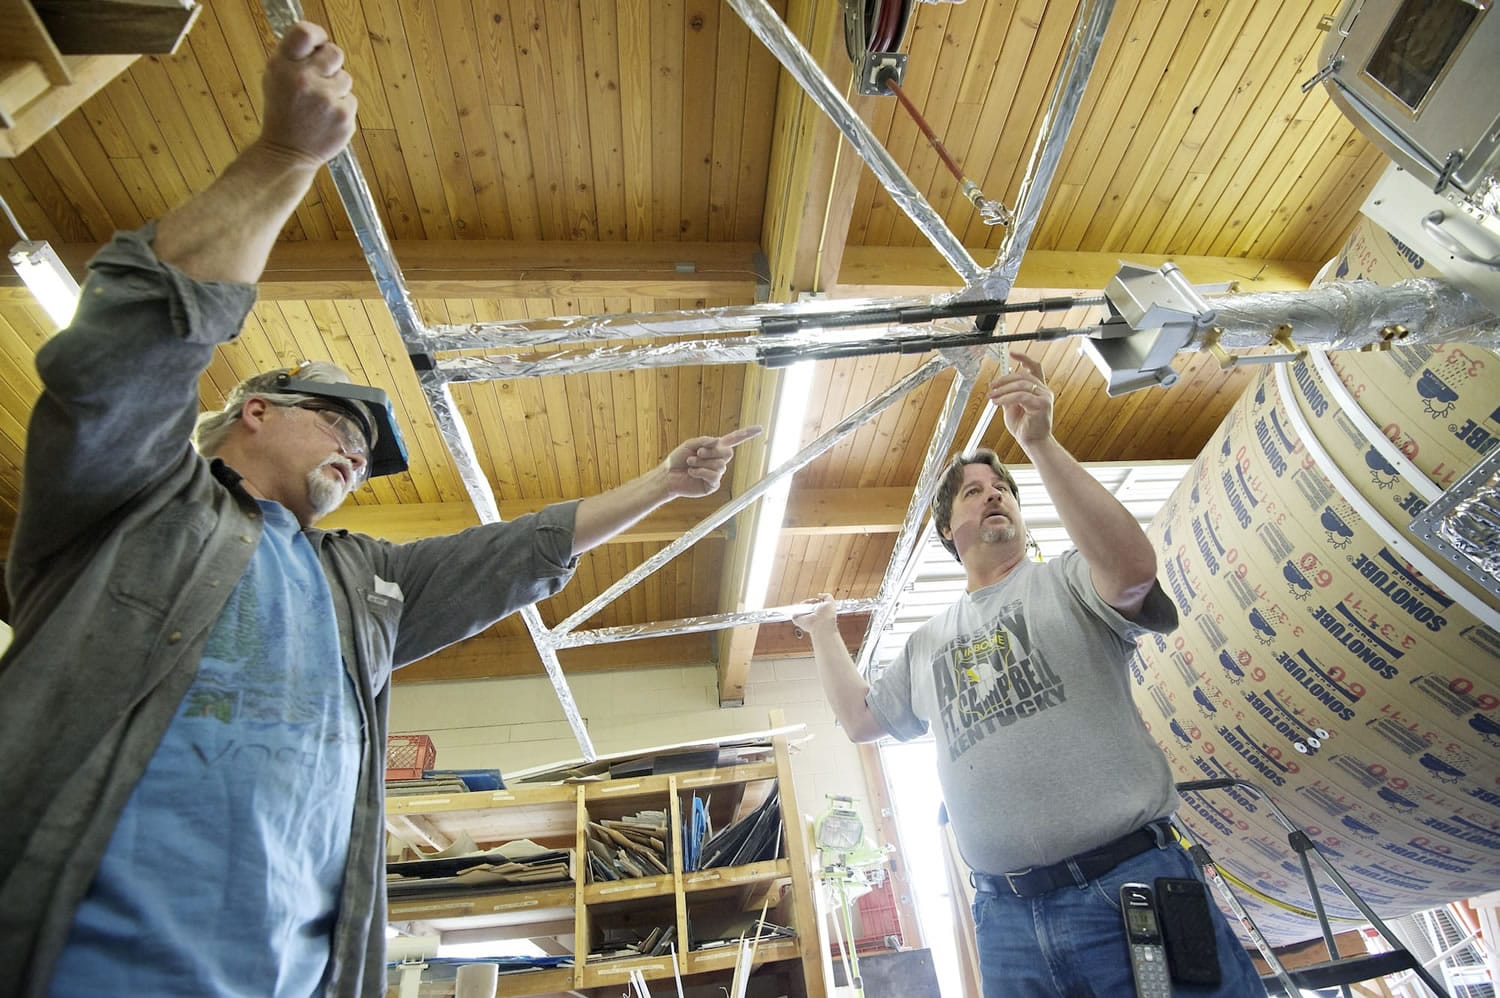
{"left": 262, "top": 0, "right": 597, "bottom": 758}
{"left": 261, "top": 0, "right": 426, "bottom": 351}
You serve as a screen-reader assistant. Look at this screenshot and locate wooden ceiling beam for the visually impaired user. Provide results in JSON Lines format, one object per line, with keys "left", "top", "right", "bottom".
{"left": 1, "top": 243, "right": 1319, "bottom": 303}
{"left": 0, "top": 239, "right": 766, "bottom": 301}
{"left": 837, "top": 245, "right": 1322, "bottom": 294}
{"left": 754, "top": 614, "right": 869, "bottom": 658}
{"left": 0, "top": 54, "right": 136, "bottom": 157}
{"left": 30, "top": 0, "right": 202, "bottom": 56}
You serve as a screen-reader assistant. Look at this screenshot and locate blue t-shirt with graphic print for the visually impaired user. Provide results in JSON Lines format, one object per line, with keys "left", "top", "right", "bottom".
{"left": 50, "top": 501, "right": 362, "bottom": 997}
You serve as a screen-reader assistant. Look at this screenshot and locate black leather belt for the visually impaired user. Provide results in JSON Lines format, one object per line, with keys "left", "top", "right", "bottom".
{"left": 970, "top": 821, "right": 1170, "bottom": 898}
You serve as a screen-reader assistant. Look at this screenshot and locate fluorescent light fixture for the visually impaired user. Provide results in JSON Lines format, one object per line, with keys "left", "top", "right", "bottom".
{"left": 742, "top": 361, "right": 815, "bottom": 612}
{"left": 8, "top": 239, "right": 80, "bottom": 329}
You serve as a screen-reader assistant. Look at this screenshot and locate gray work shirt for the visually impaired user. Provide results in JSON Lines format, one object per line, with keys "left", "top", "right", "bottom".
{"left": 0, "top": 226, "right": 578, "bottom": 996}
{"left": 867, "top": 550, "right": 1180, "bottom": 874}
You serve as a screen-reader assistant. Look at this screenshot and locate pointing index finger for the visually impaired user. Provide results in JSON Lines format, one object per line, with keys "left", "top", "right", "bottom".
{"left": 719, "top": 425, "right": 764, "bottom": 449}
{"left": 1010, "top": 351, "right": 1044, "bottom": 380}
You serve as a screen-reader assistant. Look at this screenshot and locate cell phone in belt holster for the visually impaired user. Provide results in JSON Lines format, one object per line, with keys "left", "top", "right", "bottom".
{"left": 1154, "top": 877, "right": 1221, "bottom": 986}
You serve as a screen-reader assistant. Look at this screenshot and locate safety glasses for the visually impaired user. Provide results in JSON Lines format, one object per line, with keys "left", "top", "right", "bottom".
{"left": 284, "top": 399, "right": 371, "bottom": 479}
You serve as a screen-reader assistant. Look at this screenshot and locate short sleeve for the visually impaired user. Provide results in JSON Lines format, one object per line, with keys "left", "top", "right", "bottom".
{"left": 865, "top": 638, "right": 928, "bottom": 741}
{"left": 1056, "top": 549, "right": 1179, "bottom": 643}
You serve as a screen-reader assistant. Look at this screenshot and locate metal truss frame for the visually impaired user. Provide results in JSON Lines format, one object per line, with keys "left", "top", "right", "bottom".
{"left": 263, "top": 0, "right": 1498, "bottom": 760}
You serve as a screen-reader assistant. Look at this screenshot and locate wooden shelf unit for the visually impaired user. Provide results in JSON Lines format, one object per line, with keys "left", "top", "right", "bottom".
{"left": 384, "top": 725, "right": 825, "bottom": 997}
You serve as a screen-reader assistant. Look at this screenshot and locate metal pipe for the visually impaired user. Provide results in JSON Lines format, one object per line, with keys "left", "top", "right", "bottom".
{"left": 421, "top": 375, "right": 596, "bottom": 759}
{"left": 958, "top": 0, "right": 1117, "bottom": 302}
{"left": 959, "top": 0, "right": 1115, "bottom": 302}
{"left": 855, "top": 347, "right": 985, "bottom": 674}
{"left": 725, "top": 0, "right": 984, "bottom": 284}
{"left": 432, "top": 317, "right": 1036, "bottom": 379}
{"left": 551, "top": 599, "right": 882, "bottom": 648}
{"left": 1202, "top": 278, "right": 1500, "bottom": 350}
{"left": 550, "top": 356, "right": 950, "bottom": 638}
{"left": 262, "top": 0, "right": 424, "bottom": 346}
{"left": 855, "top": 0, "right": 1117, "bottom": 670}
{"left": 421, "top": 294, "right": 952, "bottom": 350}
{"left": 261, "top": 0, "right": 598, "bottom": 759}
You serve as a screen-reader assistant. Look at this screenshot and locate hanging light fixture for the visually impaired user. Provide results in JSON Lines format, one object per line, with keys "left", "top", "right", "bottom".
{"left": 2, "top": 195, "right": 80, "bottom": 330}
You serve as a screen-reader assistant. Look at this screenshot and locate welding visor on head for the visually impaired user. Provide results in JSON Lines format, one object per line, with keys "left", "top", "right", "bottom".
{"left": 273, "top": 367, "right": 410, "bottom": 478}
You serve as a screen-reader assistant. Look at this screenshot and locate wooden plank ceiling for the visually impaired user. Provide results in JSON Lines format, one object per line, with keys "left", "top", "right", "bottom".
{"left": 0, "top": 0, "right": 1381, "bottom": 693}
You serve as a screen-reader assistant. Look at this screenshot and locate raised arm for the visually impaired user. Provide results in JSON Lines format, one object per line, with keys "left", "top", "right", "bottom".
{"left": 988, "top": 352, "right": 1159, "bottom": 618}
{"left": 153, "top": 22, "right": 356, "bottom": 282}
{"left": 569, "top": 426, "right": 762, "bottom": 556}
{"left": 9, "top": 22, "right": 358, "bottom": 583}
{"left": 791, "top": 595, "right": 886, "bottom": 743}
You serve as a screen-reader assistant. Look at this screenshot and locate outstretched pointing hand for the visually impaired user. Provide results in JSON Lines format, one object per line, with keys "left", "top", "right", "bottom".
{"left": 662, "top": 425, "right": 764, "bottom": 497}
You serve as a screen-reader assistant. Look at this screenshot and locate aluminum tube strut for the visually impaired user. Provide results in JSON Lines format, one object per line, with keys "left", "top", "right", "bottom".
{"left": 433, "top": 319, "right": 982, "bottom": 380}
{"left": 262, "top": 0, "right": 596, "bottom": 761}
{"left": 959, "top": 0, "right": 1118, "bottom": 302}
{"left": 550, "top": 356, "right": 952, "bottom": 639}
{"left": 421, "top": 375, "right": 595, "bottom": 759}
{"left": 725, "top": 0, "right": 984, "bottom": 285}
{"left": 261, "top": 0, "right": 600, "bottom": 756}
{"left": 262, "top": 0, "right": 424, "bottom": 346}
{"left": 872, "top": 385, "right": 1009, "bottom": 648}
{"left": 855, "top": 347, "right": 986, "bottom": 675}
{"left": 553, "top": 599, "right": 882, "bottom": 648}
{"left": 854, "top": 0, "right": 1117, "bottom": 670}
{"left": 422, "top": 294, "right": 954, "bottom": 351}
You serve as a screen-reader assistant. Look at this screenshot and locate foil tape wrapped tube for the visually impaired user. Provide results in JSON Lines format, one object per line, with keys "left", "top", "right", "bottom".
{"left": 857, "top": 346, "right": 987, "bottom": 675}
{"left": 421, "top": 371, "right": 597, "bottom": 759}
{"left": 1201, "top": 279, "right": 1500, "bottom": 351}
{"left": 421, "top": 294, "right": 952, "bottom": 351}
{"left": 959, "top": 0, "right": 1117, "bottom": 303}
{"left": 725, "top": 0, "right": 983, "bottom": 285}
{"left": 422, "top": 372, "right": 501, "bottom": 523}
{"left": 325, "top": 152, "right": 426, "bottom": 344}
{"left": 433, "top": 320, "right": 980, "bottom": 380}
{"left": 549, "top": 356, "right": 951, "bottom": 639}
{"left": 262, "top": 0, "right": 425, "bottom": 346}
{"left": 553, "top": 599, "right": 883, "bottom": 648}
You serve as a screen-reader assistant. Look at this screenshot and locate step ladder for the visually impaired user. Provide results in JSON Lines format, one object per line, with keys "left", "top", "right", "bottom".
{"left": 1173, "top": 778, "right": 1452, "bottom": 998}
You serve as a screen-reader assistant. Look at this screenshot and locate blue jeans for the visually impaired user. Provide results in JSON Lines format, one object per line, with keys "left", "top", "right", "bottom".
{"left": 972, "top": 833, "right": 1268, "bottom": 997}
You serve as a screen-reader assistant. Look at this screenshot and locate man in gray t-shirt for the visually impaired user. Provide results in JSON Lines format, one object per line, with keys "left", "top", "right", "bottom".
{"left": 795, "top": 352, "right": 1266, "bottom": 997}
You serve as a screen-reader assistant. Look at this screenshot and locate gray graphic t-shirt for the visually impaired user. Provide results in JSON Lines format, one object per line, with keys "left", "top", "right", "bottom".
{"left": 867, "top": 550, "right": 1180, "bottom": 873}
